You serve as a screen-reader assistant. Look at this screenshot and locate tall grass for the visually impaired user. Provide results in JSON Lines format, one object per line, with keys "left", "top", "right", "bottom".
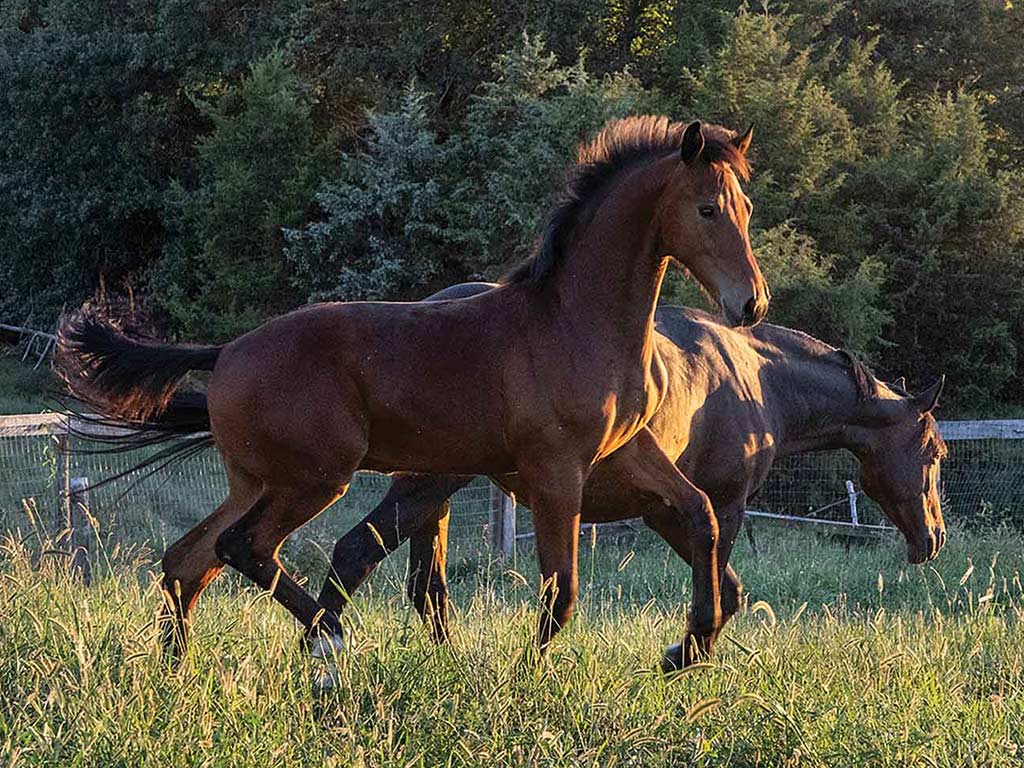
{"left": 1, "top": 522, "right": 1023, "bottom": 767}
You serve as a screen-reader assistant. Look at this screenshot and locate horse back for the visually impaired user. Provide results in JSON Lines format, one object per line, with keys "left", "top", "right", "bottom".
{"left": 209, "top": 292, "right": 523, "bottom": 475}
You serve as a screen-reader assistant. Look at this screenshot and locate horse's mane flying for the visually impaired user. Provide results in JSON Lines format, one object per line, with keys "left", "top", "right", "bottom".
{"left": 503, "top": 115, "right": 750, "bottom": 286}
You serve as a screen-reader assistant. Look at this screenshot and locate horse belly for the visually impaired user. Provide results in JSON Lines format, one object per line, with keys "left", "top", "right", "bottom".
{"left": 361, "top": 393, "right": 512, "bottom": 475}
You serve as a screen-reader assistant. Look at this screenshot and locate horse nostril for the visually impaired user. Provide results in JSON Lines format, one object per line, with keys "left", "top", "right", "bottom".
{"left": 742, "top": 297, "right": 757, "bottom": 326}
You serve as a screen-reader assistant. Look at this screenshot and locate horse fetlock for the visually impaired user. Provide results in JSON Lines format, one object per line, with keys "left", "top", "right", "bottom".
{"left": 688, "top": 601, "right": 721, "bottom": 637}
{"left": 683, "top": 632, "right": 715, "bottom": 666}
{"left": 309, "top": 628, "right": 352, "bottom": 660}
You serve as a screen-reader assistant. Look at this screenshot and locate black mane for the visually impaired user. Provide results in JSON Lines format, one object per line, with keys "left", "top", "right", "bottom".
{"left": 503, "top": 116, "right": 749, "bottom": 286}
{"left": 834, "top": 349, "right": 880, "bottom": 400}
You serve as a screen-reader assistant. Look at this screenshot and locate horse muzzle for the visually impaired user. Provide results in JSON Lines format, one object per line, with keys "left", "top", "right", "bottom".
{"left": 724, "top": 289, "right": 769, "bottom": 328}
{"left": 907, "top": 525, "right": 946, "bottom": 564}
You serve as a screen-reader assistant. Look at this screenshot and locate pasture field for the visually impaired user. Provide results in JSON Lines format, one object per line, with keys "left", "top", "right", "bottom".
{"left": 1, "top": 520, "right": 1022, "bottom": 767}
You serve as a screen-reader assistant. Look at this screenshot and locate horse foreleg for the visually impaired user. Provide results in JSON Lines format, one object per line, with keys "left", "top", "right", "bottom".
{"left": 607, "top": 427, "right": 722, "bottom": 667}
{"left": 644, "top": 498, "right": 747, "bottom": 671}
{"left": 406, "top": 500, "right": 451, "bottom": 642}
{"left": 316, "top": 475, "right": 471, "bottom": 624}
{"left": 519, "top": 462, "right": 584, "bottom": 654}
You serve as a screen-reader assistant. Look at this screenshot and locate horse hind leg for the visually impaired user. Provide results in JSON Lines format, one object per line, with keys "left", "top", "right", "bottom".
{"left": 407, "top": 499, "right": 452, "bottom": 643}
{"left": 316, "top": 474, "right": 471, "bottom": 628}
{"left": 159, "top": 482, "right": 257, "bottom": 662}
{"left": 213, "top": 482, "right": 349, "bottom": 641}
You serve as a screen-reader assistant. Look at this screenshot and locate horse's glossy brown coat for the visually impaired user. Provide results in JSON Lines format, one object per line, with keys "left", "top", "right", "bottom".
{"left": 55, "top": 117, "right": 767, "bottom": 661}
{"left": 323, "top": 300, "right": 947, "bottom": 667}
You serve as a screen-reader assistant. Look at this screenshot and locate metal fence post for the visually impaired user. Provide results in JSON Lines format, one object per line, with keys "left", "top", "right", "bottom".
{"left": 845, "top": 480, "right": 859, "bottom": 526}
{"left": 489, "top": 483, "right": 516, "bottom": 560}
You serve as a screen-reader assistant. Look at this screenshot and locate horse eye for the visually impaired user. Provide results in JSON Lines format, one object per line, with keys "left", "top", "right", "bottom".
{"left": 698, "top": 204, "right": 716, "bottom": 219}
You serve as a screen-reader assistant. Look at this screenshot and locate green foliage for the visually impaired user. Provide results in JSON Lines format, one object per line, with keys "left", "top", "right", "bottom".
{"left": 753, "top": 225, "right": 891, "bottom": 355}
{"left": 287, "top": 37, "right": 658, "bottom": 300}
{"left": 0, "top": 3, "right": 165, "bottom": 319}
{"left": 1, "top": 1, "right": 1023, "bottom": 411}
{"left": 664, "top": 225, "right": 891, "bottom": 355}
{"left": 0, "top": 0, "right": 305, "bottom": 325}
{"left": 443, "top": 36, "right": 658, "bottom": 277}
{"left": 0, "top": 357, "right": 54, "bottom": 414}
{"left": 154, "top": 53, "right": 324, "bottom": 339}
{"left": 284, "top": 89, "right": 454, "bottom": 301}
{"left": 845, "top": 92, "right": 1024, "bottom": 406}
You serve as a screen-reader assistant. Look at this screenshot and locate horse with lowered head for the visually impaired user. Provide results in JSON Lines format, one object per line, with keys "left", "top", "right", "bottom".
{"left": 54, "top": 116, "right": 768, "bottom": 668}
{"left": 318, "top": 289, "right": 947, "bottom": 671}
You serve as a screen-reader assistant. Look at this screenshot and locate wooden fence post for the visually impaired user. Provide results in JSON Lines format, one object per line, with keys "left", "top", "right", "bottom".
{"left": 51, "top": 430, "right": 91, "bottom": 584}
{"left": 69, "top": 477, "right": 92, "bottom": 585}
{"left": 501, "top": 492, "right": 516, "bottom": 561}
{"left": 52, "top": 431, "right": 71, "bottom": 541}
{"left": 489, "top": 483, "right": 516, "bottom": 560}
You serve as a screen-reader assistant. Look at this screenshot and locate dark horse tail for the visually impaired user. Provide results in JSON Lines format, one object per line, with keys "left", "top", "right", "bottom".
{"left": 53, "top": 307, "right": 221, "bottom": 483}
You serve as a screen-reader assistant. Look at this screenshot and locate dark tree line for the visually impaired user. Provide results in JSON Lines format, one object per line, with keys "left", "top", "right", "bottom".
{"left": 1, "top": 0, "right": 1022, "bottom": 413}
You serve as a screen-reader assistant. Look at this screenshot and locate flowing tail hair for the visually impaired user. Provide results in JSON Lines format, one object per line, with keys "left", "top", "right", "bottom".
{"left": 53, "top": 307, "right": 222, "bottom": 486}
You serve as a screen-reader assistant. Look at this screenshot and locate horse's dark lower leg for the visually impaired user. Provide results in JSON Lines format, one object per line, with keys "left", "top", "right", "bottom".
{"left": 599, "top": 428, "right": 722, "bottom": 667}
{"left": 214, "top": 486, "right": 346, "bottom": 638}
{"left": 406, "top": 500, "right": 451, "bottom": 642}
{"left": 315, "top": 475, "right": 471, "bottom": 621}
{"left": 644, "top": 504, "right": 745, "bottom": 671}
{"left": 519, "top": 464, "right": 584, "bottom": 653}
{"left": 159, "top": 495, "right": 249, "bottom": 660}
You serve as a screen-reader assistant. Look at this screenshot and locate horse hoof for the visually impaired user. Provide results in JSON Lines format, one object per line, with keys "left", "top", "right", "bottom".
{"left": 661, "top": 642, "right": 684, "bottom": 674}
{"left": 313, "top": 666, "right": 341, "bottom": 691}
{"left": 309, "top": 630, "right": 351, "bottom": 661}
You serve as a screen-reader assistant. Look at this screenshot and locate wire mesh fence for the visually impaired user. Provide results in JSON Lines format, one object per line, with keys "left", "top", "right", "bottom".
{"left": 751, "top": 425, "right": 1024, "bottom": 529}
{"left": 1, "top": 415, "right": 1022, "bottom": 565}
{"left": 0, "top": 416, "right": 498, "bottom": 567}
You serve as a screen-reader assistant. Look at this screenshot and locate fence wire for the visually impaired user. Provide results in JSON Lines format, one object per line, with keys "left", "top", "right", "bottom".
{"left": 1, "top": 418, "right": 1022, "bottom": 561}
{"left": 0, "top": 430, "right": 496, "bottom": 564}
{"left": 753, "top": 437, "right": 1024, "bottom": 527}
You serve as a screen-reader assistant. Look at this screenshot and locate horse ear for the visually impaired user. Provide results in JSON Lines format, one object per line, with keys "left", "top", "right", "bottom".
{"left": 913, "top": 375, "right": 945, "bottom": 413}
{"left": 680, "top": 121, "right": 705, "bottom": 165}
{"left": 731, "top": 124, "right": 754, "bottom": 155}
{"left": 892, "top": 376, "right": 907, "bottom": 392}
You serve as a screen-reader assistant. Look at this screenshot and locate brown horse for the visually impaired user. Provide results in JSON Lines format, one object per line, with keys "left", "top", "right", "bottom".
{"left": 54, "top": 116, "right": 768, "bottom": 665}
{"left": 321, "top": 290, "right": 947, "bottom": 670}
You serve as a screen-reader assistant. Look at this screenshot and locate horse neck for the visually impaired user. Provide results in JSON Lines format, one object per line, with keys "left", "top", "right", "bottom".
{"left": 551, "top": 157, "right": 674, "bottom": 358}
{"left": 763, "top": 341, "right": 865, "bottom": 457}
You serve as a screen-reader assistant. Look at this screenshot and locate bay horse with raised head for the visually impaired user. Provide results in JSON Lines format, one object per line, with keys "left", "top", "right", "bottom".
{"left": 322, "top": 292, "right": 947, "bottom": 670}
{"left": 54, "top": 116, "right": 768, "bottom": 666}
